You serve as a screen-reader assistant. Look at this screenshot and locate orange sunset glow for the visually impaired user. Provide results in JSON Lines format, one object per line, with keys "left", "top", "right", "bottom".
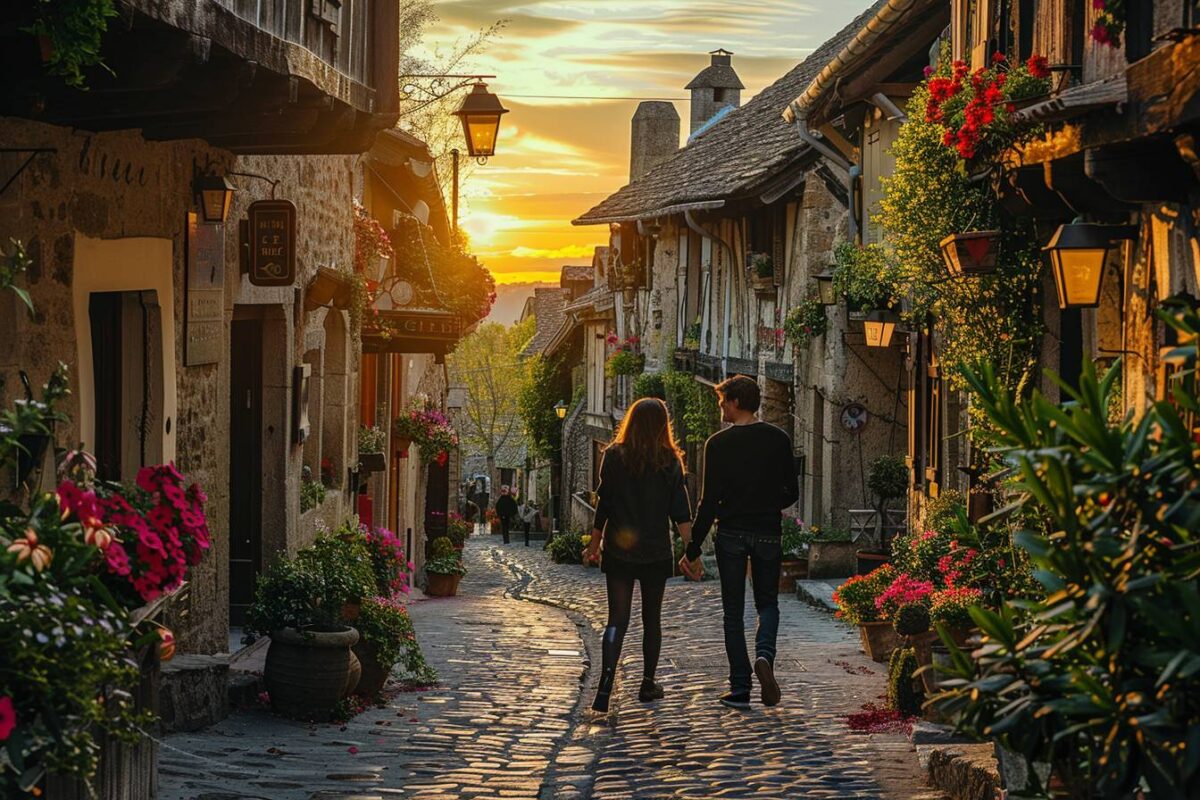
{"left": 411, "top": 1, "right": 872, "bottom": 287}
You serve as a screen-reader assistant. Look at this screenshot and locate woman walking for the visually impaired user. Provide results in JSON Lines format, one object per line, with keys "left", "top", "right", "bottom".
{"left": 583, "top": 397, "right": 693, "bottom": 713}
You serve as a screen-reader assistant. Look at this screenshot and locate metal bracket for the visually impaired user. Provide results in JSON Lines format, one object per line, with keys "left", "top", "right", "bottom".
{"left": 0, "top": 148, "right": 57, "bottom": 196}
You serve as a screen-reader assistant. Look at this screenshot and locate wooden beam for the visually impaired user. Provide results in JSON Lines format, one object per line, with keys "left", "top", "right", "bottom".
{"left": 1128, "top": 32, "right": 1200, "bottom": 137}
{"left": 817, "top": 123, "right": 860, "bottom": 165}
{"left": 834, "top": 10, "right": 950, "bottom": 110}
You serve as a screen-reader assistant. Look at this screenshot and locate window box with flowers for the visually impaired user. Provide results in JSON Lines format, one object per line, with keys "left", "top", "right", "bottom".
{"left": 783, "top": 294, "right": 828, "bottom": 349}
{"left": 353, "top": 200, "right": 394, "bottom": 283}
{"left": 357, "top": 425, "right": 387, "bottom": 472}
{"left": 605, "top": 333, "right": 645, "bottom": 378}
{"left": 747, "top": 252, "right": 775, "bottom": 293}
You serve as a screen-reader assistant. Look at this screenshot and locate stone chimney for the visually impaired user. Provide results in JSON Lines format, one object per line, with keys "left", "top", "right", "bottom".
{"left": 686, "top": 49, "right": 744, "bottom": 136}
{"left": 630, "top": 101, "right": 680, "bottom": 182}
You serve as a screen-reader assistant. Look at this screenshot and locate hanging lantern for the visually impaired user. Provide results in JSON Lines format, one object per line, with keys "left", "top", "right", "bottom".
{"left": 815, "top": 269, "right": 837, "bottom": 306}
{"left": 554, "top": 400, "right": 568, "bottom": 420}
{"left": 863, "top": 310, "right": 899, "bottom": 348}
{"left": 453, "top": 82, "right": 509, "bottom": 160}
{"left": 1043, "top": 222, "right": 1137, "bottom": 309}
{"left": 194, "top": 174, "right": 234, "bottom": 224}
{"left": 939, "top": 230, "right": 1000, "bottom": 276}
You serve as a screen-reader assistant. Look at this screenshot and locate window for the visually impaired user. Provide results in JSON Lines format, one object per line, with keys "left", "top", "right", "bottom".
{"left": 713, "top": 87, "right": 727, "bottom": 104}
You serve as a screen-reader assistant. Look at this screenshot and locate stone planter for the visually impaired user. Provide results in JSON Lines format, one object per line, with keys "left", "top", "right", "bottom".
{"left": 856, "top": 549, "right": 889, "bottom": 575}
{"left": 859, "top": 621, "right": 903, "bottom": 663}
{"left": 426, "top": 571, "right": 461, "bottom": 597}
{"left": 264, "top": 625, "right": 360, "bottom": 721}
{"left": 807, "top": 540, "right": 857, "bottom": 578}
{"left": 778, "top": 558, "right": 808, "bottom": 593}
{"left": 352, "top": 639, "right": 393, "bottom": 697}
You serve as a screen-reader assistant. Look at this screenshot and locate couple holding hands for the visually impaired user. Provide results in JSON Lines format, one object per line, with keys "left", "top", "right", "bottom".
{"left": 582, "top": 375, "right": 799, "bottom": 713}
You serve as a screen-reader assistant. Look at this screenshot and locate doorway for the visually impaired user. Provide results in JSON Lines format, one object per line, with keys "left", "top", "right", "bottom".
{"left": 229, "top": 319, "right": 263, "bottom": 628}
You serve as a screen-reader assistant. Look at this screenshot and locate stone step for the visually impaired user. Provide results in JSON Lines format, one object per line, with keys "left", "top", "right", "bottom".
{"left": 795, "top": 579, "right": 840, "bottom": 613}
{"left": 158, "top": 654, "right": 231, "bottom": 734}
{"left": 917, "top": 742, "right": 1000, "bottom": 800}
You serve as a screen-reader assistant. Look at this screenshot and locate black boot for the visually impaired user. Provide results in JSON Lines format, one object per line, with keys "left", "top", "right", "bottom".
{"left": 592, "top": 668, "right": 616, "bottom": 713}
{"left": 638, "top": 677, "right": 664, "bottom": 702}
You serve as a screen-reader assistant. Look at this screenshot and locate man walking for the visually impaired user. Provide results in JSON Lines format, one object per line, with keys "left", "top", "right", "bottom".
{"left": 680, "top": 376, "right": 799, "bottom": 709}
{"left": 495, "top": 485, "right": 518, "bottom": 545}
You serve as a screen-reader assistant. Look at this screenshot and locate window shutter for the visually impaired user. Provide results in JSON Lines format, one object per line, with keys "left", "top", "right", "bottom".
{"left": 772, "top": 206, "right": 786, "bottom": 286}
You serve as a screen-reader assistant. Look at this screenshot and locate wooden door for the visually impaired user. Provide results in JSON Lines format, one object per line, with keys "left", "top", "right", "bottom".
{"left": 89, "top": 292, "right": 123, "bottom": 481}
{"left": 425, "top": 459, "right": 449, "bottom": 545}
{"left": 229, "top": 319, "right": 263, "bottom": 627}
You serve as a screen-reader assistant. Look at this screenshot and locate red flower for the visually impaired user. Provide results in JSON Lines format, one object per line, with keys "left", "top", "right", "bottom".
{"left": 991, "top": 51, "right": 1007, "bottom": 64}
{"left": 0, "top": 696, "right": 15, "bottom": 741}
{"left": 1026, "top": 54, "right": 1050, "bottom": 79}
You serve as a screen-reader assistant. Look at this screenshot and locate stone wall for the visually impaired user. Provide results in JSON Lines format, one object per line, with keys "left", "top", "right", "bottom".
{"left": 0, "top": 118, "right": 359, "bottom": 654}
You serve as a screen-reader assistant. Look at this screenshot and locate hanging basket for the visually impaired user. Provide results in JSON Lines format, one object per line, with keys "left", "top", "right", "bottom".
{"left": 939, "top": 230, "right": 1000, "bottom": 276}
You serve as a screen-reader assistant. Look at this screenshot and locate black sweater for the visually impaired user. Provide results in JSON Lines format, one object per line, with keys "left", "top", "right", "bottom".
{"left": 495, "top": 494, "right": 518, "bottom": 521}
{"left": 686, "top": 422, "right": 799, "bottom": 560}
{"left": 592, "top": 446, "right": 692, "bottom": 564}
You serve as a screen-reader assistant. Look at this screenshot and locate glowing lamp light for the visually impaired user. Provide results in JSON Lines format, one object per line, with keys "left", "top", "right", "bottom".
{"left": 863, "top": 310, "right": 899, "bottom": 348}
{"left": 453, "top": 82, "right": 509, "bottom": 160}
{"left": 815, "top": 269, "right": 837, "bottom": 306}
{"left": 554, "top": 401, "right": 568, "bottom": 420}
{"left": 1043, "top": 222, "right": 1137, "bottom": 309}
{"left": 939, "top": 230, "right": 1000, "bottom": 277}
{"left": 194, "top": 174, "right": 234, "bottom": 223}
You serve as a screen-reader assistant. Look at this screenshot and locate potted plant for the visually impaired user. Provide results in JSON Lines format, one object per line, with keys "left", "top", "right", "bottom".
{"left": 353, "top": 200, "right": 394, "bottom": 282}
{"left": 445, "top": 512, "right": 471, "bottom": 550}
{"left": 245, "top": 558, "right": 362, "bottom": 721}
{"left": 363, "top": 525, "right": 412, "bottom": 599}
{"left": 782, "top": 295, "right": 828, "bottom": 349}
{"left": 298, "top": 528, "right": 377, "bottom": 622}
{"left": 917, "top": 587, "right": 979, "bottom": 694}
{"left": 778, "top": 516, "right": 812, "bottom": 592}
{"left": 858, "top": 455, "right": 907, "bottom": 572}
{"left": 806, "top": 525, "right": 856, "bottom": 578}
{"left": 351, "top": 595, "right": 411, "bottom": 698}
{"left": 393, "top": 404, "right": 459, "bottom": 464}
{"left": 832, "top": 564, "right": 902, "bottom": 662}
{"left": 748, "top": 252, "right": 775, "bottom": 293}
{"left": 546, "top": 531, "right": 586, "bottom": 564}
{"left": 424, "top": 537, "right": 465, "bottom": 597}
{"left": 357, "top": 425, "right": 387, "bottom": 472}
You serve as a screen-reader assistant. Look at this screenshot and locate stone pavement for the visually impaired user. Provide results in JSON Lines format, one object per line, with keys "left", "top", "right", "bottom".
{"left": 157, "top": 536, "right": 942, "bottom": 799}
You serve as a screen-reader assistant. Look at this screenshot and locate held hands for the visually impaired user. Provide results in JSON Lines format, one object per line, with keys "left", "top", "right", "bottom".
{"left": 584, "top": 532, "right": 602, "bottom": 566}
{"left": 678, "top": 555, "right": 703, "bottom": 581}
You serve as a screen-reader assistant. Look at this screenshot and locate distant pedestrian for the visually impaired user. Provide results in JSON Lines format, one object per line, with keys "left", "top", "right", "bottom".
{"left": 519, "top": 500, "right": 539, "bottom": 546}
{"left": 583, "top": 397, "right": 694, "bottom": 713}
{"left": 680, "top": 375, "right": 799, "bottom": 710}
{"left": 495, "top": 486, "right": 518, "bottom": 545}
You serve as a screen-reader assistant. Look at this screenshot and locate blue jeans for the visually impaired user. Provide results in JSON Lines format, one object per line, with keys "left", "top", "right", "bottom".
{"left": 714, "top": 530, "right": 781, "bottom": 694}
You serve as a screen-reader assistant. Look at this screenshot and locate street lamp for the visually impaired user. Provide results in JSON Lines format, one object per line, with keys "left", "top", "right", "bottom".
{"left": 863, "top": 310, "right": 899, "bottom": 348}
{"left": 1043, "top": 222, "right": 1137, "bottom": 309}
{"left": 554, "top": 400, "right": 568, "bottom": 420}
{"left": 814, "top": 268, "right": 837, "bottom": 306}
{"left": 453, "top": 82, "right": 509, "bottom": 161}
{"left": 194, "top": 174, "right": 234, "bottom": 224}
{"left": 548, "top": 400, "right": 568, "bottom": 538}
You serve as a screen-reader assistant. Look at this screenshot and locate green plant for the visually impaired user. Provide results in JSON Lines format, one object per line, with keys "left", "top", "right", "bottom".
{"left": 425, "top": 554, "right": 467, "bottom": 576}
{"left": 831, "top": 242, "right": 894, "bottom": 311}
{"left": 354, "top": 596, "right": 411, "bottom": 678}
{"left": 393, "top": 405, "right": 458, "bottom": 464}
{"left": 923, "top": 489, "right": 966, "bottom": 533}
{"left": 297, "top": 529, "right": 377, "bottom": 608}
{"left": 445, "top": 513, "right": 472, "bottom": 547}
{"left": 244, "top": 558, "right": 331, "bottom": 638}
{"left": 605, "top": 349, "right": 645, "bottom": 378}
{"left": 886, "top": 647, "right": 923, "bottom": 717}
{"left": 358, "top": 425, "right": 386, "bottom": 455}
{"left": 928, "top": 586, "right": 980, "bottom": 628}
{"left": 750, "top": 253, "right": 774, "bottom": 279}
{"left": 933, "top": 307, "right": 1200, "bottom": 796}
{"left": 781, "top": 516, "right": 814, "bottom": 558}
{"left": 683, "top": 319, "right": 701, "bottom": 350}
{"left": 832, "top": 564, "right": 895, "bottom": 626}
{"left": 893, "top": 603, "right": 931, "bottom": 637}
{"left": 300, "top": 476, "right": 326, "bottom": 513}
{"left": 867, "top": 455, "right": 907, "bottom": 505}
{"left": 429, "top": 537, "right": 456, "bottom": 560}
{"left": 1, "top": 239, "right": 35, "bottom": 316}
{"left": 661, "top": 370, "right": 719, "bottom": 445}
{"left": 517, "top": 354, "right": 567, "bottom": 462}
{"left": 546, "top": 531, "right": 586, "bottom": 564}
{"left": 783, "top": 295, "right": 828, "bottom": 347}
{"left": 632, "top": 372, "right": 666, "bottom": 400}
{"left": 363, "top": 526, "right": 411, "bottom": 598}
{"left": 21, "top": 0, "right": 119, "bottom": 89}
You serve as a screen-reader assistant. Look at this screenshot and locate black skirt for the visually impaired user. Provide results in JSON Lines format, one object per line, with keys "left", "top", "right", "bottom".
{"left": 601, "top": 551, "right": 674, "bottom": 582}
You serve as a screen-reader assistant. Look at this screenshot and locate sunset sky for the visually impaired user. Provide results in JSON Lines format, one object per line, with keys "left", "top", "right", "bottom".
{"left": 412, "top": 1, "right": 870, "bottom": 285}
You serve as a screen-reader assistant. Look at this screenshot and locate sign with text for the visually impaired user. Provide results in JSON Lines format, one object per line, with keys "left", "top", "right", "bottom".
{"left": 247, "top": 199, "right": 296, "bottom": 286}
{"left": 380, "top": 310, "right": 461, "bottom": 339}
{"left": 185, "top": 212, "right": 225, "bottom": 366}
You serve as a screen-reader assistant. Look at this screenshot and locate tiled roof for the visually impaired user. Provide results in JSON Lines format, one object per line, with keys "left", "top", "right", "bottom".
{"left": 520, "top": 288, "right": 567, "bottom": 357}
{"left": 573, "top": 0, "right": 887, "bottom": 225}
{"left": 685, "top": 63, "right": 744, "bottom": 90}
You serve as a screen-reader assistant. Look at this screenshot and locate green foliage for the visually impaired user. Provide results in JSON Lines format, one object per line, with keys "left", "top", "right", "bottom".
{"left": 357, "top": 425, "right": 386, "bottom": 455}
{"left": 867, "top": 455, "right": 907, "bottom": 503}
{"left": 424, "top": 554, "right": 466, "bottom": 576}
{"left": 517, "top": 353, "right": 566, "bottom": 463}
{"left": 605, "top": 350, "right": 645, "bottom": 377}
{"left": 893, "top": 603, "right": 931, "bottom": 637}
{"left": 297, "top": 529, "right": 377, "bottom": 606}
{"left": 831, "top": 242, "right": 894, "bottom": 311}
{"left": 546, "top": 531, "right": 586, "bottom": 564}
{"left": 923, "top": 489, "right": 966, "bottom": 533}
{"left": 354, "top": 597, "right": 411, "bottom": 677}
{"left": 444, "top": 513, "right": 471, "bottom": 548}
{"left": 21, "top": 0, "right": 118, "bottom": 89}
{"left": 887, "top": 646, "right": 923, "bottom": 717}
{"left": 783, "top": 295, "right": 828, "bottom": 347}
{"left": 933, "top": 304, "right": 1200, "bottom": 796}
{"left": 429, "top": 537, "right": 456, "bottom": 559}
{"left": 751, "top": 253, "right": 774, "bottom": 278}
{"left": 632, "top": 371, "right": 666, "bottom": 401}
{"left": 245, "top": 558, "right": 332, "bottom": 638}
{"left": 781, "top": 515, "right": 815, "bottom": 558}
{"left": 448, "top": 322, "right": 529, "bottom": 467}
{"left": 832, "top": 565, "right": 895, "bottom": 626}
{"left": 682, "top": 319, "right": 701, "bottom": 350}
{"left": 1, "top": 239, "right": 35, "bottom": 316}
{"left": 300, "top": 477, "right": 326, "bottom": 513}
{"left": 661, "top": 371, "right": 719, "bottom": 444}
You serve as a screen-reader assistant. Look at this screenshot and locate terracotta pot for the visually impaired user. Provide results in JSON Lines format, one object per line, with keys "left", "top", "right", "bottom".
{"left": 859, "top": 621, "right": 903, "bottom": 663}
{"left": 353, "top": 639, "right": 394, "bottom": 697}
{"left": 344, "top": 647, "right": 362, "bottom": 698}
{"left": 426, "top": 571, "right": 459, "bottom": 597}
{"left": 264, "top": 625, "right": 360, "bottom": 721}
{"left": 778, "top": 558, "right": 808, "bottom": 593}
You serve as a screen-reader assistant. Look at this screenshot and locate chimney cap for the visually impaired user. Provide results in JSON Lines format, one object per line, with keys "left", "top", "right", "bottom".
{"left": 686, "top": 48, "right": 744, "bottom": 90}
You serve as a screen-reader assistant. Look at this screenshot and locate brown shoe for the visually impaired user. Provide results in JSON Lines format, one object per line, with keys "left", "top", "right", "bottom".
{"left": 755, "top": 657, "right": 781, "bottom": 707}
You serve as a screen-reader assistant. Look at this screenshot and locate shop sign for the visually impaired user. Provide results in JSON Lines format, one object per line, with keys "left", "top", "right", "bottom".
{"left": 248, "top": 199, "right": 296, "bottom": 286}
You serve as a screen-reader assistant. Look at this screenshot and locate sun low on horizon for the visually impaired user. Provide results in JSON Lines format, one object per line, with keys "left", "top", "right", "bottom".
{"left": 413, "top": 0, "right": 871, "bottom": 287}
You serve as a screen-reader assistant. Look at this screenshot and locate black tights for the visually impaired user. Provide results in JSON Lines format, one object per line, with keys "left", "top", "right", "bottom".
{"left": 601, "top": 573, "right": 667, "bottom": 684}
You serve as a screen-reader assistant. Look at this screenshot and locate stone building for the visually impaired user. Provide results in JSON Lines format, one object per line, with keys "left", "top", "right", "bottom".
{"left": 686, "top": 49, "right": 744, "bottom": 138}
{"left": 573, "top": 25, "right": 906, "bottom": 533}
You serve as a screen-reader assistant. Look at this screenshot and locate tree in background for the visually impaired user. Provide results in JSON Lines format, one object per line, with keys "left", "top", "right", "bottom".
{"left": 449, "top": 318, "right": 533, "bottom": 492}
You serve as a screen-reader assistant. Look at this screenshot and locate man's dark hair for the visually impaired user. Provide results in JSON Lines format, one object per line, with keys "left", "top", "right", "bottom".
{"left": 715, "top": 375, "right": 761, "bottom": 414}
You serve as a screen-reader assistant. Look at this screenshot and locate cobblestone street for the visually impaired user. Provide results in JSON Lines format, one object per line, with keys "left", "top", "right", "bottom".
{"left": 158, "top": 535, "right": 941, "bottom": 800}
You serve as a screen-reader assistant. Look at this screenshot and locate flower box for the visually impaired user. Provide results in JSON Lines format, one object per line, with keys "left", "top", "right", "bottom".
{"left": 778, "top": 557, "right": 808, "bottom": 593}
{"left": 807, "top": 540, "right": 857, "bottom": 578}
{"left": 426, "top": 571, "right": 461, "bottom": 597}
{"left": 939, "top": 230, "right": 1000, "bottom": 276}
{"left": 859, "top": 621, "right": 902, "bottom": 663}
{"left": 358, "top": 451, "right": 386, "bottom": 472}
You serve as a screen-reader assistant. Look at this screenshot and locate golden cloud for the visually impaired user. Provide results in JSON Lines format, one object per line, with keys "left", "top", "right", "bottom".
{"left": 509, "top": 244, "right": 597, "bottom": 259}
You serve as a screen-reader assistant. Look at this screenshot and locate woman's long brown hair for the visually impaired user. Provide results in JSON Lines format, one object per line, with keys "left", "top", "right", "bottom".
{"left": 608, "top": 397, "right": 685, "bottom": 475}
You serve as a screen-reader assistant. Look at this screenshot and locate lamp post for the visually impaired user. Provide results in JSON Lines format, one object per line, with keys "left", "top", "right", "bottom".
{"left": 552, "top": 400, "right": 568, "bottom": 537}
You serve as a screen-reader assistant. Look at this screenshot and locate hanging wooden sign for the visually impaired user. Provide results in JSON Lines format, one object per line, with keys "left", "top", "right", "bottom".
{"left": 248, "top": 199, "right": 296, "bottom": 286}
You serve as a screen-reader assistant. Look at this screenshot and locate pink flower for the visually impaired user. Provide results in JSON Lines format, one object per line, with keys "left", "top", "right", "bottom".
{"left": 348, "top": 746, "right": 359, "bottom": 755}
{"left": 0, "top": 696, "right": 15, "bottom": 741}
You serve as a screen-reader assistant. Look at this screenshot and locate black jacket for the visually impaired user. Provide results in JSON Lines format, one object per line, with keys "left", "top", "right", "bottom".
{"left": 495, "top": 494, "right": 518, "bottom": 521}
{"left": 592, "top": 445, "right": 692, "bottom": 564}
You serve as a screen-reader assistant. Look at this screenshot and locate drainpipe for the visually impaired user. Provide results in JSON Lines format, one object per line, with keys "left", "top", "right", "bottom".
{"left": 870, "top": 93, "right": 908, "bottom": 122}
{"left": 848, "top": 164, "right": 862, "bottom": 243}
{"left": 791, "top": 111, "right": 861, "bottom": 242}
